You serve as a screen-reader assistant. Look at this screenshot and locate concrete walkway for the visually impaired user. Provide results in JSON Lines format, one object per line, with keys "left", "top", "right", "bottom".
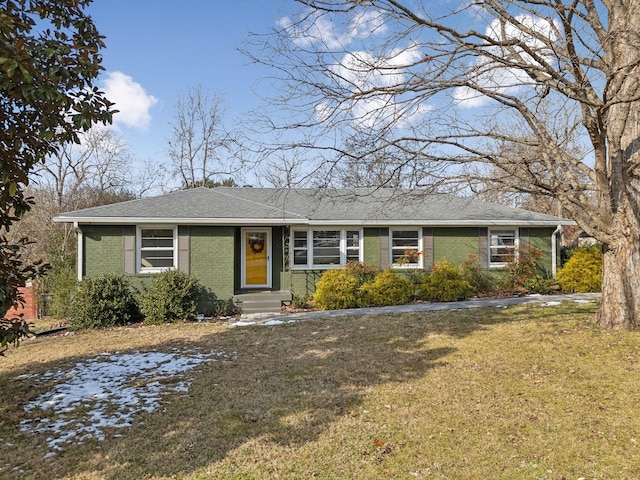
{"left": 231, "top": 292, "right": 601, "bottom": 327}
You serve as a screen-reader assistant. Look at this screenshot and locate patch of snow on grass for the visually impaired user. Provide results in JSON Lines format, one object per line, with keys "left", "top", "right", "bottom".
{"left": 540, "top": 301, "right": 562, "bottom": 307}
{"left": 262, "top": 319, "right": 299, "bottom": 326}
{"left": 20, "top": 349, "right": 234, "bottom": 452}
{"left": 231, "top": 320, "right": 257, "bottom": 327}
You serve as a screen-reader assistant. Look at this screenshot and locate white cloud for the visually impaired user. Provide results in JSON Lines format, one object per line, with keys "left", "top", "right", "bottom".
{"left": 348, "top": 9, "right": 388, "bottom": 40}
{"left": 280, "top": 9, "right": 428, "bottom": 130}
{"left": 101, "top": 71, "right": 158, "bottom": 130}
{"left": 279, "top": 13, "right": 344, "bottom": 49}
{"left": 453, "top": 15, "right": 558, "bottom": 108}
{"left": 279, "top": 8, "right": 388, "bottom": 50}
{"left": 330, "top": 43, "right": 427, "bottom": 129}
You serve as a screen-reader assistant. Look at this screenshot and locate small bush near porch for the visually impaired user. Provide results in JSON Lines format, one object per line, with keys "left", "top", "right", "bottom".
{"left": 2, "top": 300, "right": 638, "bottom": 479}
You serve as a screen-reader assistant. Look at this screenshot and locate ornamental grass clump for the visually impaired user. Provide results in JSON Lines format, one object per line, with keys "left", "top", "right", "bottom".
{"left": 69, "top": 274, "right": 139, "bottom": 330}
{"left": 138, "top": 270, "right": 204, "bottom": 324}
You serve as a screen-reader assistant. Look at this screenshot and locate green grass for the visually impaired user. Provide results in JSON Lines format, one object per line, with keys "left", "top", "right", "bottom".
{"left": 2, "top": 301, "right": 640, "bottom": 479}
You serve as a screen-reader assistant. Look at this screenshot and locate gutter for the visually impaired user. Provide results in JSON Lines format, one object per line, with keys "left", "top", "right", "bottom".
{"left": 75, "top": 222, "right": 83, "bottom": 282}
{"left": 53, "top": 216, "right": 576, "bottom": 228}
{"left": 551, "top": 224, "right": 562, "bottom": 277}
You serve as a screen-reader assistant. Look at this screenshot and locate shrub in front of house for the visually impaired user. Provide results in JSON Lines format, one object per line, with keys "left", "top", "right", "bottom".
{"left": 314, "top": 268, "right": 363, "bottom": 310}
{"left": 70, "top": 274, "right": 139, "bottom": 330}
{"left": 419, "top": 260, "right": 475, "bottom": 302}
{"left": 41, "top": 262, "right": 78, "bottom": 319}
{"left": 314, "top": 262, "right": 384, "bottom": 310}
{"left": 460, "top": 254, "right": 495, "bottom": 294}
{"left": 345, "top": 261, "right": 381, "bottom": 284}
{"left": 291, "top": 293, "right": 313, "bottom": 309}
{"left": 499, "top": 246, "right": 557, "bottom": 294}
{"left": 501, "top": 247, "right": 542, "bottom": 289}
{"left": 197, "top": 288, "right": 239, "bottom": 317}
{"left": 557, "top": 245, "right": 602, "bottom": 293}
{"left": 211, "top": 298, "right": 240, "bottom": 317}
{"left": 138, "top": 270, "right": 204, "bottom": 324}
{"left": 360, "top": 269, "right": 413, "bottom": 306}
{"left": 523, "top": 275, "right": 558, "bottom": 295}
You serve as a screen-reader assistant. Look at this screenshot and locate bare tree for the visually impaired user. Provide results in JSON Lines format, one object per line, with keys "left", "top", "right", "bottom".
{"left": 257, "top": 148, "right": 325, "bottom": 188}
{"left": 33, "top": 126, "right": 131, "bottom": 209}
{"left": 248, "top": 1, "right": 640, "bottom": 329}
{"left": 468, "top": 109, "right": 589, "bottom": 217}
{"left": 10, "top": 127, "right": 141, "bottom": 318}
{"left": 166, "top": 85, "right": 240, "bottom": 188}
{"left": 13, "top": 127, "right": 137, "bottom": 266}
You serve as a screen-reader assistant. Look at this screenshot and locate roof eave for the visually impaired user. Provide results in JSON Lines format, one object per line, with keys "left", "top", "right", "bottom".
{"left": 54, "top": 216, "right": 575, "bottom": 227}
{"left": 308, "top": 219, "right": 575, "bottom": 226}
{"left": 52, "top": 216, "right": 309, "bottom": 225}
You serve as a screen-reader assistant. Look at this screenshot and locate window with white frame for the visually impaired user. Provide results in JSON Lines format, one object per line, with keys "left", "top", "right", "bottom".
{"left": 313, "top": 230, "right": 341, "bottom": 265}
{"left": 346, "top": 230, "right": 360, "bottom": 263}
{"left": 291, "top": 229, "right": 361, "bottom": 268}
{"left": 138, "top": 227, "right": 176, "bottom": 272}
{"left": 391, "top": 228, "right": 422, "bottom": 268}
{"left": 489, "top": 229, "right": 518, "bottom": 266}
{"left": 292, "top": 230, "right": 309, "bottom": 266}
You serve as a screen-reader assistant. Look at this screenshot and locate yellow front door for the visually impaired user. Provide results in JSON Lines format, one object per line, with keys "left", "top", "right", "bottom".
{"left": 244, "top": 230, "right": 269, "bottom": 287}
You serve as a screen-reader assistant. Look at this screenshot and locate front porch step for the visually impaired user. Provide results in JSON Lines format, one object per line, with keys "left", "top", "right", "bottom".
{"left": 233, "top": 290, "right": 292, "bottom": 314}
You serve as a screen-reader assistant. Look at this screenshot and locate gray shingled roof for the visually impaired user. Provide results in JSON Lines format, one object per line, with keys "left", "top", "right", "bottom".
{"left": 53, "top": 187, "right": 573, "bottom": 226}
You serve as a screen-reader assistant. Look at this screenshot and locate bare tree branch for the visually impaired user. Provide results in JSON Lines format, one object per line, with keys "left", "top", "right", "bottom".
{"left": 166, "top": 85, "right": 242, "bottom": 189}
{"left": 246, "top": 0, "right": 640, "bottom": 328}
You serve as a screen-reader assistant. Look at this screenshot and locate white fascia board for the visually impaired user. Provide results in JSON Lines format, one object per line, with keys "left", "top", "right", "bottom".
{"left": 52, "top": 216, "right": 310, "bottom": 225}
{"left": 306, "top": 219, "right": 576, "bottom": 227}
{"left": 53, "top": 216, "right": 575, "bottom": 227}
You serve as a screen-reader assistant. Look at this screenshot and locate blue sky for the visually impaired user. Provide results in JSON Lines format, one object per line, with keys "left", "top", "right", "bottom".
{"left": 84, "top": 1, "right": 564, "bottom": 190}
{"left": 86, "top": 0, "right": 290, "bottom": 166}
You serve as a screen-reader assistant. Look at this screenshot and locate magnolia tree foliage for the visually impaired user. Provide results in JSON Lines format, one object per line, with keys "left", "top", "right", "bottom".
{"left": 0, "top": 0, "right": 113, "bottom": 351}
{"left": 250, "top": 1, "right": 640, "bottom": 329}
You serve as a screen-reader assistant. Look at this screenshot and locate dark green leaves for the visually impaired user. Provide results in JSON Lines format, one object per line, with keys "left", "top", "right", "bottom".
{"left": 0, "top": 0, "right": 113, "bottom": 353}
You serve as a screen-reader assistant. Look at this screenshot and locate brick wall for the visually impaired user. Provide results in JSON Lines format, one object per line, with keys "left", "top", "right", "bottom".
{"left": 363, "top": 227, "right": 383, "bottom": 265}
{"left": 288, "top": 270, "right": 323, "bottom": 296}
{"left": 528, "top": 227, "right": 556, "bottom": 272}
{"left": 5, "top": 282, "right": 37, "bottom": 321}
{"left": 83, "top": 225, "right": 125, "bottom": 277}
{"left": 433, "top": 227, "right": 480, "bottom": 265}
{"left": 190, "top": 226, "right": 236, "bottom": 298}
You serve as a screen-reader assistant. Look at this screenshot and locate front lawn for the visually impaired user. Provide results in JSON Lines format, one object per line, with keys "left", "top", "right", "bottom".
{"left": 1, "top": 300, "right": 639, "bottom": 479}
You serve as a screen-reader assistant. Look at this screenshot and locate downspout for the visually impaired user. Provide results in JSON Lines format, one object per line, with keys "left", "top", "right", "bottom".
{"left": 551, "top": 224, "right": 561, "bottom": 277}
{"left": 75, "top": 222, "right": 83, "bottom": 282}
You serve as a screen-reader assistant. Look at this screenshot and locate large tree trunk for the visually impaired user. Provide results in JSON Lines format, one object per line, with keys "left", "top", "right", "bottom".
{"left": 597, "top": 231, "right": 640, "bottom": 330}
{"left": 596, "top": 4, "right": 640, "bottom": 330}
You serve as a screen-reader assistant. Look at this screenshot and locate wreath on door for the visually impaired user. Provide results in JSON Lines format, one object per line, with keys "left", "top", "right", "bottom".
{"left": 249, "top": 236, "right": 265, "bottom": 254}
